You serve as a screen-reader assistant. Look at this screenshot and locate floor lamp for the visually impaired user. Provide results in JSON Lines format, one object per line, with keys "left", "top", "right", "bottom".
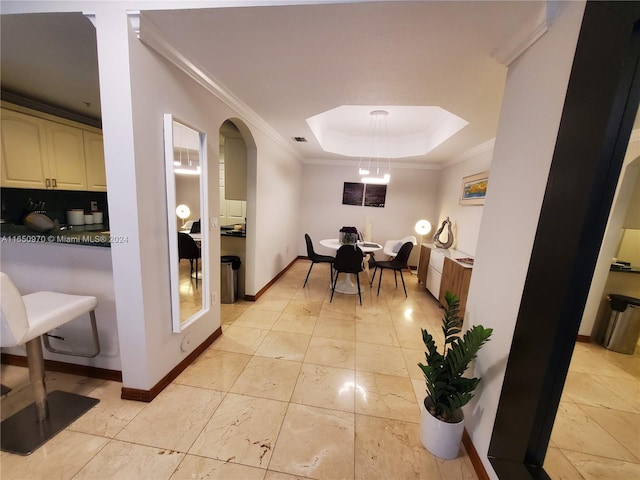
{"left": 176, "top": 204, "right": 191, "bottom": 229}
{"left": 414, "top": 220, "right": 432, "bottom": 278}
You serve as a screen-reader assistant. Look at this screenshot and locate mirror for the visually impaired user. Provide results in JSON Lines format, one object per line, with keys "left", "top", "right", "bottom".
{"left": 164, "top": 114, "right": 209, "bottom": 332}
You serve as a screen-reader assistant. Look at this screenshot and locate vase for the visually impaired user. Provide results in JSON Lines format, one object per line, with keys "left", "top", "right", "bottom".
{"left": 339, "top": 232, "right": 356, "bottom": 245}
{"left": 419, "top": 397, "right": 464, "bottom": 459}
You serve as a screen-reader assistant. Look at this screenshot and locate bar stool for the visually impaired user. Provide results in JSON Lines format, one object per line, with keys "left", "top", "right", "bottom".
{"left": 0, "top": 272, "right": 100, "bottom": 455}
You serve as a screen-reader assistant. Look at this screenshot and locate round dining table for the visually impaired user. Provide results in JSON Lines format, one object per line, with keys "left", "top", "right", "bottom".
{"left": 319, "top": 239, "right": 382, "bottom": 294}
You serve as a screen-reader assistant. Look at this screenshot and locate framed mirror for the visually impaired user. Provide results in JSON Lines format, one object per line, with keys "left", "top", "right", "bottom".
{"left": 163, "top": 114, "right": 209, "bottom": 332}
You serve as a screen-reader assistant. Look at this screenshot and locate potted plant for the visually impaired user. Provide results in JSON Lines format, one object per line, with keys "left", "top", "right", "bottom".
{"left": 418, "top": 290, "right": 493, "bottom": 459}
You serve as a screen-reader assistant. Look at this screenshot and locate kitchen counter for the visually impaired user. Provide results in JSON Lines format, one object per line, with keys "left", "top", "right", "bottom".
{"left": 221, "top": 224, "right": 246, "bottom": 238}
{"left": 610, "top": 265, "right": 640, "bottom": 274}
{"left": 0, "top": 224, "right": 118, "bottom": 247}
{"left": 221, "top": 230, "right": 246, "bottom": 238}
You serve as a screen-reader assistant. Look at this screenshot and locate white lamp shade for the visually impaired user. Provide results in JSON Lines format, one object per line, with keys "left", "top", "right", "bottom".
{"left": 415, "top": 220, "right": 432, "bottom": 236}
{"left": 176, "top": 204, "right": 191, "bottom": 220}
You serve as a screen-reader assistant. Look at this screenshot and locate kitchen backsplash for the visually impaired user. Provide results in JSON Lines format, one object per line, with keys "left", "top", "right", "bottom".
{"left": 1, "top": 188, "right": 108, "bottom": 226}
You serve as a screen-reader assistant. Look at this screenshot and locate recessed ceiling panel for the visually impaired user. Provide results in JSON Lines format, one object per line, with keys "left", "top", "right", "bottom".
{"left": 306, "top": 105, "right": 468, "bottom": 158}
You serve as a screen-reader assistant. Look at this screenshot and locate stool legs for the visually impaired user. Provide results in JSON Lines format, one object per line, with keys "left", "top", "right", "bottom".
{"left": 0, "top": 336, "right": 99, "bottom": 455}
{"left": 26, "top": 338, "right": 48, "bottom": 422}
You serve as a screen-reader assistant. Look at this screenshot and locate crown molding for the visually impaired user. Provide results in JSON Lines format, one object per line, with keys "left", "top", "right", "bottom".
{"left": 442, "top": 138, "right": 495, "bottom": 169}
{"left": 491, "top": 1, "right": 559, "bottom": 67}
{"left": 127, "top": 10, "right": 141, "bottom": 38}
{"left": 136, "top": 14, "right": 300, "bottom": 160}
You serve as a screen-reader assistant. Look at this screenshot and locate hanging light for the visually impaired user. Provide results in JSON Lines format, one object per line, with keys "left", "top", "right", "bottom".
{"left": 173, "top": 123, "right": 201, "bottom": 175}
{"left": 359, "top": 109, "right": 391, "bottom": 184}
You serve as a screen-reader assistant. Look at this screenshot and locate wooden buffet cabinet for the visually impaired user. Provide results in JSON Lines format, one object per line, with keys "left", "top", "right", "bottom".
{"left": 418, "top": 243, "right": 473, "bottom": 317}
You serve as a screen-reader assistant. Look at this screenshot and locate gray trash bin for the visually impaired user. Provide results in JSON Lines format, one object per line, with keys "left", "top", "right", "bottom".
{"left": 599, "top": 294, "right": 640, "bottom": 355}
{"left": 221, "top": 255, "right": 241, "bottom": 304}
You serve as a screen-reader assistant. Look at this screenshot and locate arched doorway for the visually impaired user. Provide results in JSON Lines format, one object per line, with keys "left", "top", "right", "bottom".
{"left": 218, "top": 119, "right": 256, "bottom": 298}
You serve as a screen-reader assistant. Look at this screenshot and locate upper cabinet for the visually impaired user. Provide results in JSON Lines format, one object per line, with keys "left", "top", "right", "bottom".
{"left": 1, "top": 109, "right": 50, "bottom": 189}
{"left": 0, "top": 105, "right": 105, "bottom": 191}
{"left": 83, "top": 131, "right": 107, "bottom": 192}
{"left": 221, "top": 121, "right": 247, "bottom": 201}
{"left": 45, "top": 121, "right": 88, "bottom": 190}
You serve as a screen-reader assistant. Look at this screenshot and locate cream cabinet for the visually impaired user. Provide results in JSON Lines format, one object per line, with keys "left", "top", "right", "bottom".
{"left": 1, "top": 109, "right": 50, "bottom": 189}
{"left": 223, "top": 136, "right": 247, "bottom": 201}
{"left": 1, "top": 105, "right": 105, "bottom": 191}
{"left": 83, "top": 131, "right": 107, "bottom": 191}
{"left": 44, "top": 121, "right": 88, "bottom": 190}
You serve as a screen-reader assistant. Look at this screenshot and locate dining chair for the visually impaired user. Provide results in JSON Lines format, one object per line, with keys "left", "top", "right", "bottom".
{"left": 382, "top": 235, "right": 417, "bottom": 258}
{"left": 304, "top": 233, "right": 335, "bottom": 288}
{"left": 331, "top": 244, "right": 365, "bottom": 305}
{"left": 369, "top": 241, "right": 414, "bottom": 297}
{"left": 178, "top": 232, "right": 201, "bottom": 288}
{"left": 0, "top": 272, "right": 100, "bottom": 455}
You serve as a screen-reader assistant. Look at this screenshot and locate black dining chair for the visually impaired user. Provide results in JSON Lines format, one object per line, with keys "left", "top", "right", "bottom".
{"left": 304, "top": 233, "right": 335, "bottom": 288}
{"left": 331, "top": 244, "right": 365, "bottom": 305}
{"left": 369, "top": 241, "right": 413, "bottom": 297}
{"left": 178, "top": 232, "right": 201, "bottom": 288}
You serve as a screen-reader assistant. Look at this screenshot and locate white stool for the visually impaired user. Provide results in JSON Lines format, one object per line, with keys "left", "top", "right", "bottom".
{"left": 0, "top": 273, "right": 100, "bottom": 455}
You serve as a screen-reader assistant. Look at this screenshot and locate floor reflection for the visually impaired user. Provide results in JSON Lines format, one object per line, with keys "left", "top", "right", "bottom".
{"left": 179, "top": 259, "right": 202, "bottom": 322}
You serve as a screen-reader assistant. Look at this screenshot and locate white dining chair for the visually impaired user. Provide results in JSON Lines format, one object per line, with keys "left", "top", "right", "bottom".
{"left": 0, "top": 272, "right": 100, "bottom": 455}
{"left": 382, "top": 235, "right": 418, "bottom": 258}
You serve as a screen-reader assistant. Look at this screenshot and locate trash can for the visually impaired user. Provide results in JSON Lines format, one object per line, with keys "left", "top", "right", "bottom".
{"left": 599, "top": 294, "right": 640, "bottom": 354}
{"left": 221, "top": 255, "right": 241, "bottom": 304}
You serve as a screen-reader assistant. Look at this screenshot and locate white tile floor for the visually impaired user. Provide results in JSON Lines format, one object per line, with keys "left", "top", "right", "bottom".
{"left": 2, "top": 259, "right": 637, "bottom": 479}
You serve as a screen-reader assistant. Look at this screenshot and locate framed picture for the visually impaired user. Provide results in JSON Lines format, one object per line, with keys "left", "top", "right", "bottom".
{"left": 460, "top": 171, "right": 489, "bottom": 205}
{"left": 342, "top": 182, "right": 364, "bottom": 206}
{"left": 364, "top": 184, "right": 387, "bottom": 207}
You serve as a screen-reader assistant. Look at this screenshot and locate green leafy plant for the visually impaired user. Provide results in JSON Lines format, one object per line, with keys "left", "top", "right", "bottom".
{"left": 418, "top": 291, "right": 493, "bottom": 423}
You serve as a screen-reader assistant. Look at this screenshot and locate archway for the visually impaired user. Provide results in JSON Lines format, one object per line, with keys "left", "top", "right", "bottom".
{"left": 218, "top": 118, "right": 257, "bottom": 298}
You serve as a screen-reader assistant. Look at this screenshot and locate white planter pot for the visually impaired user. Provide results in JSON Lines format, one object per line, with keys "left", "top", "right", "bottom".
{"left": 419, "top": 397, "right": 464, "bottom": 460}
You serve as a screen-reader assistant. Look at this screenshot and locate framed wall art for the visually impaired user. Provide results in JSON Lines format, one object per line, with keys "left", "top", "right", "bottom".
{"left": 342, "top": 182, "right": 387, "bottom": 207}
{"left": 460, "top": 171, "right": 489, "bottom": 205}
{"left": 342, "top": 182, "right": 365, "bottom": 206}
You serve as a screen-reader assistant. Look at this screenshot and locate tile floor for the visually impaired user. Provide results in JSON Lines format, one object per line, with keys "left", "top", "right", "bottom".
{"left": 544, "top": 339, "right": 640, "bottom": 479}
{"left": 1, "top": 259, "right": 637, "bottom": 479}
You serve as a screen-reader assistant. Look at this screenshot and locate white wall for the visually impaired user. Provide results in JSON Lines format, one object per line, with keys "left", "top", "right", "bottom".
{"left": 436, "top": 141, "right": 494, "bottom": 257}
{"left": 250, "top": 126, "right": 303, "bottom": 294}
{"left": 300, "top": 163, "right": 440, "bottom": 266}
{"left": 93, "top": 5, "right": 302, "bottom": 389}
{"left": 461, "top": 2, "right": 586, "bottom": 478}
{"left": 175, "top": 175, "right": 201, "bottom": 222}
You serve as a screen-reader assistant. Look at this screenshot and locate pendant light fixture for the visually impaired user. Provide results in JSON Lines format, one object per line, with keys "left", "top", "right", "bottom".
{"left": 359, "top": 109, "right": 391, "bottom": 184}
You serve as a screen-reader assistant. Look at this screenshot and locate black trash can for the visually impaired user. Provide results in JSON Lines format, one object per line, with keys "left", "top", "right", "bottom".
{"left": 599, "top": 294, "right": 640, "bottom": 354}
{"left": 221, "top": 255, "right": 241, "bottom": 304}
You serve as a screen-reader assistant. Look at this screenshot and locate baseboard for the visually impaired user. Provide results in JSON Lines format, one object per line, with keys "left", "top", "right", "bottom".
{"left": 244, "top": 257, "right": 299, "bottom": 301}
{"left": 1, "top": 353, "right": 122, "bottom": 382}
{"left": 576, "top": 334, "right": 591, "bottom": 343}
{"left": 121, "top": 326, "right": 222, "bottom": 402}
{"left": 462, "top": 429, "right": 490, "bottom": 480}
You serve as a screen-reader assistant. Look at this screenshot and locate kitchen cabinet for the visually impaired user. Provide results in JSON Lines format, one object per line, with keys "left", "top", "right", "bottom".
{"left": 45, "top": 121, "right": 88, "bottom": 190}
{"left": 83, "top": 131, "right": 107, "bottom": 191}
{"left": 424, "top": 244, "right": 473, "bottom": 318}
{"left": 223, "top": 136, "right": 247, "bottom": 201}
{"left": 1, "top": 109, "right": 50, "bottom": 189}
{"left": 0, "top": 105, "right": 105, "bottom": 191}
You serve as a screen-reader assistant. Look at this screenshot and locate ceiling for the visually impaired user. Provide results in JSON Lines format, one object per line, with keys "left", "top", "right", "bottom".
{"left": 0, "top": 1, "right": 544, "bottom": 167}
